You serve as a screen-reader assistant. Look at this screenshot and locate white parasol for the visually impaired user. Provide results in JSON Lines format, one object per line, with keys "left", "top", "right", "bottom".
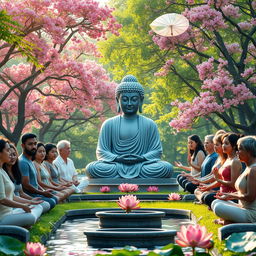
{"left": 150, "top": 13, "right": 189, "bottom": 37}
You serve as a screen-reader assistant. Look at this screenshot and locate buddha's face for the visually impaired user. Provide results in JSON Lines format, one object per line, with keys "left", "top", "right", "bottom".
{"left": 118, "top": 92, "right": 141, "bottom": 115}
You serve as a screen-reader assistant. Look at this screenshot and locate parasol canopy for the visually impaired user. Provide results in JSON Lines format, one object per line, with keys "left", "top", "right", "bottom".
{"left": 150, "top": 13, "right": 189, "bottom": 37}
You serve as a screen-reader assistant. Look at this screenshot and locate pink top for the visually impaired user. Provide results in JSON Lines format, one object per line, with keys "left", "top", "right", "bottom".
{"left": 219, "top": 166, "right": 236, "bottom": 193}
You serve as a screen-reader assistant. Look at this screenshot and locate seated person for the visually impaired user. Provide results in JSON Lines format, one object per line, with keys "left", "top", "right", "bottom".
{"left": 212, "top": 136, "right": 256, "bottom": 225}
{"left": 44, "top": 143, "right": 75, "bottom": 196}
{"left": 4, "top": 143, "right": 50, "bottom": 213}
{"left": 199, "top": 133, "right": 242, "bottom": 209}
{"left": 0, "top": 137, "right": 43, "bottom": 227}
{"left": 19, "top": 133, "right": 56, "bottom": 210}
{"left": 53, "top": 140, "right": 88, "bottom": 193}
{"left": 86, "top": 75, "right": 173, "bottom": 179}
{"left": 194, "top": 131, "right": 226, "bottom": 204}
{"left": 175, "top": 134, "right": 206, "bottom": 188}
{"left": 184, "top": 135, "right": 218, "bottom": 194}
{"left": 33, "top": 143, "right": 73, "bottom": 202}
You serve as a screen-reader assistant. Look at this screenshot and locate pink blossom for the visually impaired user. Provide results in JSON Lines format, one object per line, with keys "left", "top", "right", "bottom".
{"left": 100, "top": 186, "right": 111, "bottom": 193}
{"left": 147, "top": 186, "right": 159, "bottom": 192}
{"left": 241, "top": 68, "right": 254, "bottom": 78}
{"left": 238, "top": 22, "right": 252, "bottom": 30}
{"left": 168, "top": 193, "right": 181, "bottom": 201}
{"left": 196, "top": 57, "right": 214, "bottom": 80}
{"left": 222, "top": 5, "right": 241, "bottom": 18}
{"left": 176, "top": 224, "right": 213, "bottom": 249}
{"left": 118, "top": 183, "right": 139, "bottom": 193}
{"left": 183, "top": 5, "right": 226, "bottom": 31}
{"left": 24, "top": 242, "right": 47, "bottom": 256}
{"left": 225, "top": 43, "right": 241, "bottom": 54}
{"left": 117, "top": 195, "right": 140, "bottom": 213}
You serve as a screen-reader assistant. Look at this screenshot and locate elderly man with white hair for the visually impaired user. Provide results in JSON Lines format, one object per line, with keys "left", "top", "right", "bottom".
{"left": 53, "top": 140, "right": 88, "bottom": 193}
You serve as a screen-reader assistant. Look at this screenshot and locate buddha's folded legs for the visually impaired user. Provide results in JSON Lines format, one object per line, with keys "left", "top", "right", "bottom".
{"left": 86, "top": 161, "right": 120, "bottom": 178}
{"left": 86, "top": 160, "right": 173, "bottom": 179}
{"left": 139, "top": 161, "right": 173, "bottom": 178}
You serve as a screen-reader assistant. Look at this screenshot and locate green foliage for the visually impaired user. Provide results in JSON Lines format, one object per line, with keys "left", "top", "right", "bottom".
{"left": 226, "top": 232, "right": 256, "bottom": 253}
{"left": 0, "top": 10, "right": 41, "bottom": 67}
{"left": 0, "top": 236, "right": 24, "bottom": 256}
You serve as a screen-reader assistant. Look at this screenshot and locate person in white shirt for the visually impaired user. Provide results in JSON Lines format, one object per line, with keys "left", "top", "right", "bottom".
{"left": 53, "top": 140, "right": 88, "bottom": 193}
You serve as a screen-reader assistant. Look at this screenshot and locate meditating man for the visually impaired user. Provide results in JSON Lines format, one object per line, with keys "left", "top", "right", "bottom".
{"left": 86, "top": 75, "right": 173, "bottom": 178}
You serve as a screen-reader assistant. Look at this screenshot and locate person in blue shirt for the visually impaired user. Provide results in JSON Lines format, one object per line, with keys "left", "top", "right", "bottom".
{"left": 19, "top": 133, "right": 57, "bottom": 210}
{"left": 184, "top": 135, "right": 218, "bottom": 194}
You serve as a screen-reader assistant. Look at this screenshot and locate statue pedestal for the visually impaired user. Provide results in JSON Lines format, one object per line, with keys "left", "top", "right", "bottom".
{"left": 85, "top": 178, "right": 178, "bottom": 192}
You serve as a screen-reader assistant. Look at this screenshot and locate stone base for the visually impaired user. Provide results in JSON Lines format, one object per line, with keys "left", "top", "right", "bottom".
{"left": 85, "top": 178, "right": 179, "bottom": 192}
{"left": 0, "top": 225, "right": 30, "bottom": 242}
{"left": 218, "top": 223, "right": 256, "bottom": 240}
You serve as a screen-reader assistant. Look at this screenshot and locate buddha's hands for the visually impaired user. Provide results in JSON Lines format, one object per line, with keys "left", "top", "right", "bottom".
{"left": 115, "top": 154, "right": 145, "bottom": 164}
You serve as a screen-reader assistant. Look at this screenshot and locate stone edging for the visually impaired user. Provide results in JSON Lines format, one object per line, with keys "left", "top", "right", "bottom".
{"left": 40, "top": 208, "right": 193, "bottom": 244}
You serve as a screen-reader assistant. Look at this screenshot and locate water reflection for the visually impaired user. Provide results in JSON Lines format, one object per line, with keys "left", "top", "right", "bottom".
{"left": 46, "top": 217, "right": 194, "bottom": 256}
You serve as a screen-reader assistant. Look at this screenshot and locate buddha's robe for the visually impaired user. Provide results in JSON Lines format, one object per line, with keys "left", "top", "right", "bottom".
{"left": 86, "top": 115, "right": 173, "bottom": 178}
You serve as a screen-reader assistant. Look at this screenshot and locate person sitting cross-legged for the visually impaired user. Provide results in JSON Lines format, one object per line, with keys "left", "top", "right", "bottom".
{"left": 184, "top": 134, "right": 218, "bottom": 194}
{"left": 53, "top": 140, "right": 88, "bottom": 193}
{"left": 4, "top": 143, "right": 50, "bottom": 213}
{"left": 0, "top": 137, "right": 43, "bottom": 227}
{"left": 175, "top": 134, "right": 206, "bottom": 190}
{"left": 44, "top": 143, "right": 75, "bottom": 196}
{"left": 198, "top": 133, "right": 242, "bottom": 210}
{"left": 33, "top": 143, "right": 73, "bottom": 202}
{"left": 194, "top": 131, "right": 227, "bottom": 204}
{"left": 212, "top": 136, "right": 256, "bottom": 225}
{"left": 19, "top": 133, "right": 56, "bottom": 210}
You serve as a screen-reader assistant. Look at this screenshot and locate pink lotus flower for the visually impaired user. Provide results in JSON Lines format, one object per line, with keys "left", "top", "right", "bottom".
{"left": 24, "top": 242, "right": 47, "bottom": 256}
{"left": 147, "top": 186, "right": 159, "bottom": 192}
{"left": 117, "top": 194, "right": 140, "bottom": 213}
{"left": 118, "top": 183, "right": 139, "bottom": 193}
{"left": 176, "top": 224, "right": 213, "bottom": 249}
{"left": 168, "top": 193, "right": 181, "bottom": 201}
{"left": 100, "top": 186, "right": 110, "bottom": 193}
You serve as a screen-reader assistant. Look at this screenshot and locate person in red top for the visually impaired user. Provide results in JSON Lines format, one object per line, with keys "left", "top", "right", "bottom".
{"left": 199, "top": 133, "right": 242, "bottom": 209}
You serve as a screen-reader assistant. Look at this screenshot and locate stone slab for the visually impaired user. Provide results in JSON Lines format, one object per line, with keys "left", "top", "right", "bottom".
{"left": 0, "top": 225, "right": 30, "bottom": 242}
{"left": 86, "top": 178, "right": 179, "bottom": 192}
{"left": 68, "top": 193, "right": 193, "bottom": 202}
{"left": 218, "top": 223, "right": 256, "bottom": 240}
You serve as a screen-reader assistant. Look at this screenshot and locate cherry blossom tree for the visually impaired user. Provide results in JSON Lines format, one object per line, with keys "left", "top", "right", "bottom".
{"left": 0, "top": 0, "right": 121, "bottom": 144}
{"left": 152, "top": 0, "right": 256, "bottom": 134}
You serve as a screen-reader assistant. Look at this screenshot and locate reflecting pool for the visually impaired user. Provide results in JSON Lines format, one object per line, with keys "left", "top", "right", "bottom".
{"left": 46, "top": 217, "right": 194, "bottom": 256}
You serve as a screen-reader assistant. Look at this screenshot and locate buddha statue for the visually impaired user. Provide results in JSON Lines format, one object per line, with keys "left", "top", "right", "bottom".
{"left": 86, "top": 75, "right": 173, "bottom": 178}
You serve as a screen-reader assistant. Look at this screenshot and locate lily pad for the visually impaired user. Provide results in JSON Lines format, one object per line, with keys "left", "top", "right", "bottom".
{"left": 0, "top": 236, "right": 24, "bottom": 255}
{"left": 226, "top": 232, "right": 256, "bottom": 252}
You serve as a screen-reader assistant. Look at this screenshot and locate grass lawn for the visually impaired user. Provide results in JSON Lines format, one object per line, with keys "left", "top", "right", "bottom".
{"left": 30, "top": 201, "right": 244, "bottom": 256}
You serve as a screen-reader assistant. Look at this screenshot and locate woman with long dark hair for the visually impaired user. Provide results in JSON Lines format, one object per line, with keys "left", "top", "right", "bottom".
{"left": 194, "top": 131, "right": 227, "bottom": 203}
{"left": 44, "top": 143, "right": 74, "bottom": 196}
{"left": 199, "top": 133, "right": 242, "bottom": 212}
{"left": 4, "top": 144, "right": 50, "bottom": 213}
{"left": 33, "top": 143, "right": 72, "bottom": 202}
{"left": 0, "top": 138, "right": 43, "bottom": 227}
{"left": 175, "top": 134, "right": 206, "bottom": 189}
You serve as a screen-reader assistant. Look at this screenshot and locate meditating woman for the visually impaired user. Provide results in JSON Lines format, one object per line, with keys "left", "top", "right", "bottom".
{"left": 0, "top": 138, "right": 43, "bottom": 227}
{"left": 33, "top": 143, "right": 70, "bottom": 202}
{"left": 175, "top": 134, "right": 206, "bottom": 189}
{"left": 194, "top": 131, "right": 227, "bottom": 203}
{"left": 212, "top": 136, "right": 256, "bottom": 224}
{"left": 44, "top": 143, "right": 74, "bottom": 196}
{"left": 4, "top": 144, "right": 50, "bottom": 213}
{"left": 199, "top": 133, "right": 242, "bottom": 209}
